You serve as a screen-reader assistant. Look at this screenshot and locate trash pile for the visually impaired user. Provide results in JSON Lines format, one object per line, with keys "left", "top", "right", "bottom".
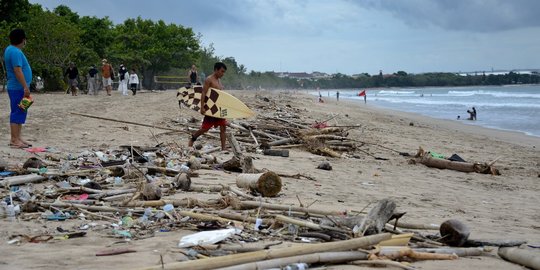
{"left": 0, "top": 139, "right": 533, "bottom": 270}
{"left": 0, "top": 94, "right": 531, "bottom": 269}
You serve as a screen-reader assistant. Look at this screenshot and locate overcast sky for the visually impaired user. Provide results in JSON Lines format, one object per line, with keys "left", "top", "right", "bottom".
{"left": 30, "top": 0, "right": 540, "bottom": 75}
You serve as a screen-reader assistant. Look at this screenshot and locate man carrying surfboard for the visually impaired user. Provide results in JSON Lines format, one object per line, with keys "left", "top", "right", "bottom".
{"left": 188, "top": 62, "right": 228, "bottom": 150}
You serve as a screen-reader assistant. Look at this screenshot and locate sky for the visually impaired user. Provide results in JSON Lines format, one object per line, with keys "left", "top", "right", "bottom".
{"left": 30, "top": 0, "right": 540, "bottom": 75}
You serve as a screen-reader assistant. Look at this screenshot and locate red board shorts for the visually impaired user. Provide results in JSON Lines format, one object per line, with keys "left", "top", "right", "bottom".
{"left": 202, "top": 115, "right": 227, "bottom": 130}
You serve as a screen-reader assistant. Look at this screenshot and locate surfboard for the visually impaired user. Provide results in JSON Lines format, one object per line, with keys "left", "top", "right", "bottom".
{"left": 177, "top": 86, "right": 255, "bottom": 119}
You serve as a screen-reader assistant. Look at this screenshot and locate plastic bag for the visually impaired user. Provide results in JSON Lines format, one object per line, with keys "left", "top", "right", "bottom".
{"left": 178, "top": 228, "right": 239, "bottom": 248}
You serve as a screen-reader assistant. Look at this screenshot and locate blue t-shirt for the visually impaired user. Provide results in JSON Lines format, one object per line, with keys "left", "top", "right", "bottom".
{"left": 4, "top": 45, "right": 32, "bottom": 90}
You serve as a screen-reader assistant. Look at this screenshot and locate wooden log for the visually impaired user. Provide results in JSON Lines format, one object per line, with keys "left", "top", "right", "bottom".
{"left": 227, "top": 132, "right": 242, "bottom": 156}
{"left": 355, "top": 198, "right": 396, "bottom": 236}
{"left": 416, "top": 154, "right": 499, "bottom": 175}
{"left": 217, "top": 212, "right": 271, "bottom": 226}
{"left": 200, "top": 241, "right": 282, "bottom": 253}
{"left": 276, "top": 214, "right": 350, "bottom": 233}
{"left": 413, "top": 247, "right": 485, "bottom": 257}
{"left": 71, "top": 112, "right": 191, "bottom": 134}
{"left": 236, "top": 172, "right": 282, "bottom": 197}
{"left": 263, "top": 149, "right": 289, "bottom": 157}
{"left": 189, "top": 184, "right": 224, "bottom": 193}
{"left": 178, "top": 211, "right": 241, "bottom": 227}
{"left": 268, "top": 138, "right": 296, "bottom": 147}
{"left": 89, "top": 188, "right": 138, "bottom": 199}
{"left": 0, "top": 174, "right": 46, "bottom": 187}
{"left": 217, "top": 251, "right": 368, "bottom": 270}
{"left": 466, "top": 239, "right": 527, "bottom": 247}
{"left": 141, "top": 233, "right": 391, "bottom": 270}
{"left": 40, "top": 202, "right": 134, "bottom": 213}
{"left": 231, "top": 200, "right": 344, "bottom": 216}
{"left": 498, "top": 247, "right": 540, "bottom": 270}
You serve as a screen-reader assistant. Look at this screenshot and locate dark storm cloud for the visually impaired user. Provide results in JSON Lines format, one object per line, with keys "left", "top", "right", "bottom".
{"left": 353, "top": 0, "right": 540, "bottom": 32}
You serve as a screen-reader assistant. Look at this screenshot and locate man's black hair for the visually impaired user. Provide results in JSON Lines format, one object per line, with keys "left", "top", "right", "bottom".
{"left": 9, "top": 28, "right": 26, "bottom": 45}
{"left": 214, "top": 62, "right": 227, "bottom": 71}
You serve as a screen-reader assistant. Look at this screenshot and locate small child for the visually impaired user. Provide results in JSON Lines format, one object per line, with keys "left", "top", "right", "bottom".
{"left": 129, "top": 69, "right": 139, "bottom": 95}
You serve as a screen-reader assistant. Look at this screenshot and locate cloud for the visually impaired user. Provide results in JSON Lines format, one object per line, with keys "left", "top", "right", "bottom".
{"left": 353, "top": 0, "right": 540, "bottom": 32}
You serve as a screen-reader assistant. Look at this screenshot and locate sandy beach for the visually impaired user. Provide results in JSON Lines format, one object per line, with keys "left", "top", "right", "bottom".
{"left": 0, "top": 89, "right": 539, "bottom": 269}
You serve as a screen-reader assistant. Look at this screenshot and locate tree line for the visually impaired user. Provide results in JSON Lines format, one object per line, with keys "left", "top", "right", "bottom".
{"left": 1, "top": 1, "right": 538, "bottom": 91}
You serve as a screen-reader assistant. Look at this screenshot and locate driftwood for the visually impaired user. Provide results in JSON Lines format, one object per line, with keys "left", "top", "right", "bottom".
{"left": 217, "top": 251, "right": 368, "bottom": 270}
{"left": 236, "top": 172, "right": 282, "bottom": 197}
{"left": 275, "top": 214, "right": 349, "bottom": 233}
{"left": 142, "top": 233, "right": 391, "bottom": 270}
{"left": 200, "top": 241, "right": 282, "bottom": 253}
{"left": 71, "top": 112, "right": 190, "bottom": 134}
{"left": 413, "top": 247, "right": 485, "bottom": 257}
{"left": 355, "top": 199, "right": 396, "bottom": 236}
{"left": 498, "top": 247, "right": 540, "bottom": 270}
{"left": 222, "top": 156, "right": 258, "bottom": 173}
{"left": 466, "top": 239, "right": 527, "bottom": 247}
{"left": 263, "top": 149, "right": 289, "bottom": 157}
{"left": 375, "top": 247, "right": 458, "bottom": 261}
{"left": 229, "top": 199, "right": 344, "bottom": 216}
{"left": 0, "top": 174, "right": 46, "bottom": 187}
{"left": 414, "top": 148, "right": 500, "bottom": 175}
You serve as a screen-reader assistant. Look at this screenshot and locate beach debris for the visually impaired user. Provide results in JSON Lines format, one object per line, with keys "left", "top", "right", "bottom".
{"left": 413, "top": 147, "right": 501, "bottom": 175}
{"left": 317, "top": 161, "right": 332, "bottom": 170}
{"left": 498, "top": 247, "right": 540, "bottom": 270}
{"left": 0, "top": 93, "right": 528, "bottom": 270}
{"left": 439, "top": 219, "right": 470, "bottom": 247}
{"left": 178, "top": 228, "right": 240, "bottom": 248}
{"left": 236, "top": 171, "right": 282, "bottom": 197}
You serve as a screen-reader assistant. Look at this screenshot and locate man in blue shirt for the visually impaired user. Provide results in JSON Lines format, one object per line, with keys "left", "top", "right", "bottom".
{"left": 4, "top": 28, "right": 32, "bottom": 148}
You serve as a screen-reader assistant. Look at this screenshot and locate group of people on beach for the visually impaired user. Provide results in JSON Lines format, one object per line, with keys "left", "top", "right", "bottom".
{"left": 4, "top": 28, "right": 230, "bottom": 151}
{"left": 64, "top": 59, "right": 140, "bottom": 96}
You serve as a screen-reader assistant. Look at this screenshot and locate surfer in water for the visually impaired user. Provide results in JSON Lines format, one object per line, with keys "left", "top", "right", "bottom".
{"left": 188, "top": 62, "right": 228, "bottom": 150}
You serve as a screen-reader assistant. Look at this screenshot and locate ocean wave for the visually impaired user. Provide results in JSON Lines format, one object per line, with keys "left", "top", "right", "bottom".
{"left": 365, "top": 97, "right": 540, "bottom": 108}
{"left": 447, "top": 90, "right": 540, "bottom": 98}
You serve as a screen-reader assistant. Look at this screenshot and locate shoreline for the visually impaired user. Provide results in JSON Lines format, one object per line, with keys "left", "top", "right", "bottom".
{"left": 306, "top": 88, "right": 540, "bottom": 142}
{"left": 323, "top": 95, "right": 540, "bottom": 148}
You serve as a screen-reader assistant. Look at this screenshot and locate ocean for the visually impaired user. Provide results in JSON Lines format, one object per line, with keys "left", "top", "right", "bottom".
{"left": 311, "top": 85, "right": 540, "bottom": 137}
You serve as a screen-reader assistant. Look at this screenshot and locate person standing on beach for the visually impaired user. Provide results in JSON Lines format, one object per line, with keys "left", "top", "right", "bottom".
{"left": 118, "top": 64, "right": 129, "bottom": 96}
{"left": 129, "top": 69, "right": 139, "bottom": 95}
{"left": 188, "top": 62, "right": 228, "bottom": 150}
{"left": 188, "top": 64, "right": 198, "bottom": 84}
{"left": 87, "top": 64, "right": 98, "bottom": 95}
{"left": 336, "top": 91, "right": 340, "bottom": 101}
{"left": 472, "top": 107, "right": 477, "bottom": 120}
{"left": 64, "top": 62, "right": 79, "bottom": 96}
{"left": 4, "top": 29, "right": 32, "bottom": 148}
{"left": 101, "top": 59, "right": 113, "bottom": 96}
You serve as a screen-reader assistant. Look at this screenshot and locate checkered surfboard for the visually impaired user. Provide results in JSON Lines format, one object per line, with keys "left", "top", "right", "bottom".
{"left": 177, "top": 86, "right": 255, "bottom": 119}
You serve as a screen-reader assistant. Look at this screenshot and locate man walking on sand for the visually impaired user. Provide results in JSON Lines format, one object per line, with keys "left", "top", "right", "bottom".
{"left": 188, "top": 62, "right": 228, "bottom": 150}
{"left": 4, "top": 29, "right": 32, "bottom": 148}
{"left": 101, "top": 59, "right": 113, "bottom": 96}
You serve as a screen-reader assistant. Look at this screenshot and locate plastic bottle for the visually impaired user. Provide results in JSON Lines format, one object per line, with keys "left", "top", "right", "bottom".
{"left": 6, "top": 204, "right": 16, "bottom": 222}
{"left": 114, "top": 177, "right": 123, "bottom": 186}
{"left": 163, "top": 204, "right": 174, "bottom": 213}
{"left": 15, "top": 189, "right": 31, "bottom": 202}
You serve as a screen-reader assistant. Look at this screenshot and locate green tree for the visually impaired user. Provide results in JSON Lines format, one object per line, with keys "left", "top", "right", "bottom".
{"left": 0, "top": 0, "right": 31, "bottom": 24}
{"left": 110, "top": 17, "right": 200, "bottom": 89}
{"left": 23, "top": 6, "right": 81, "bottom": 90}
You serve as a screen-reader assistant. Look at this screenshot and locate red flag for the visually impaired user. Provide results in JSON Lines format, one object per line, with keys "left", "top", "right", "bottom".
{"left": 358, "top": 90, "right": 366, "bottom": 96}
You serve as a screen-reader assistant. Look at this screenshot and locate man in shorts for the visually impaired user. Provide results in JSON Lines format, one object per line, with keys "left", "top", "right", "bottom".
{"left": 4, "top": 29, "right": 32, "bottom": 148}
{"left": 101, "top": 59, "right": 113, "bottom": 96}
{"left": 188, "top": 62, "right": 228, "bottom": 150}
{"left": 64, "top": 62, "right": 79, "bottom": 96}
